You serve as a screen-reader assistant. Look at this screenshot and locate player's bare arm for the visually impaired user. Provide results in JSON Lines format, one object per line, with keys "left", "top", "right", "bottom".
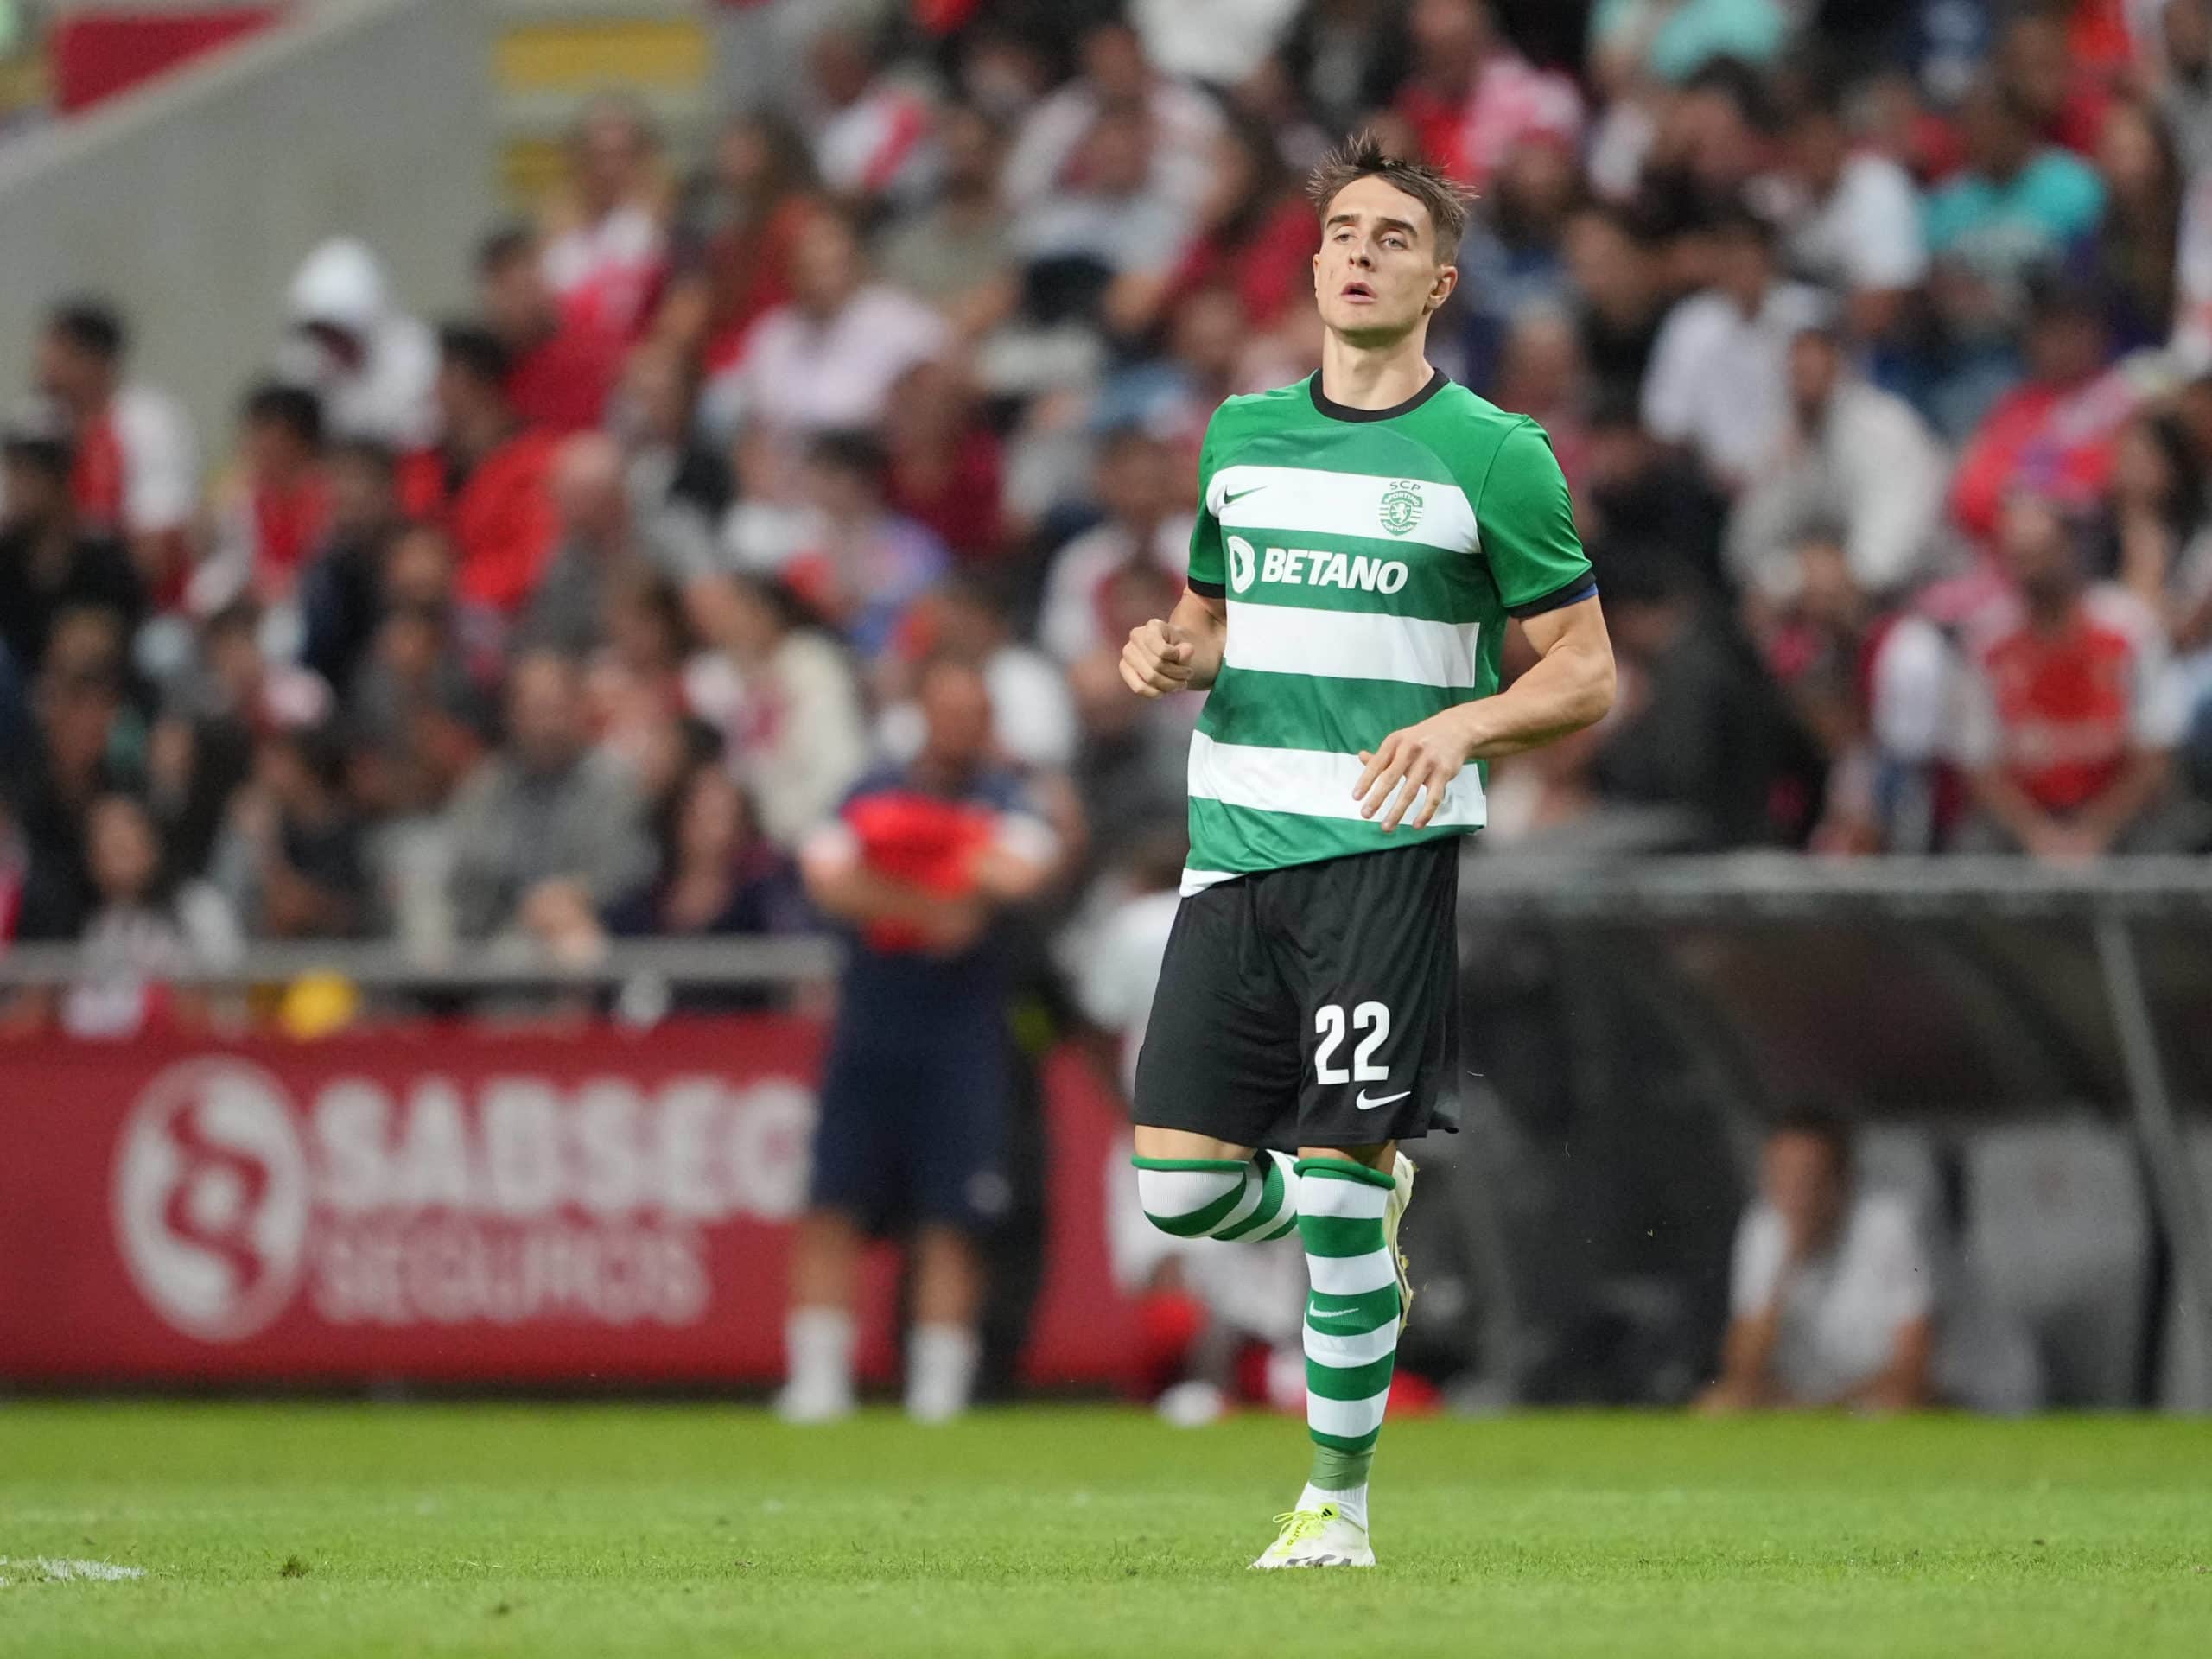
{"left": 1118, "top": 588, "right": 1227, "bottom": 697}
{"left": 1354, "top": 594, "right": 1616, "bottom": 831}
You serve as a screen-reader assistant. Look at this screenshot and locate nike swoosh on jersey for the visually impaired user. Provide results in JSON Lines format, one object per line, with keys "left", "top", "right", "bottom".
{"left": 1221, "top": 486, "right": 1263, "bottom": 505}
{"left": 1355, "top": 1090, "right": 1411, "bottom": 1110}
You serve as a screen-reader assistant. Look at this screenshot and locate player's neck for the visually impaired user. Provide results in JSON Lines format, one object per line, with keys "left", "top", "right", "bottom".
{"left": 1317, "top": 332, "right": 1435, "bottom": 414}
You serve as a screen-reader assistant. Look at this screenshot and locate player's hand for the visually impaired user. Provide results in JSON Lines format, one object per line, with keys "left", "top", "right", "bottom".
{"left": 1354, "top": 711, "right": 1473, "bottom": 832}
{"left": 1119, "top": 618, "right": 1196, "bottom": 698}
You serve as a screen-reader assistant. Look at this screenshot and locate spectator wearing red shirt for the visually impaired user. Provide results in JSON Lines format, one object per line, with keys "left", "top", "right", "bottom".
{"left": 479, "top": 227, "right": 622, "bottom": 436}
{"left": 883, "top": 359, "right": 1004, "bottom": 564}
{"left": 1948, "top": 283, "right": 2131, "bottom": 547}
{"left": 425, "top": 326, "right": 561, "bottom": 616}
{"left": 1953, "top": 495, "right": 2194, "bottom": 859}
{"left": 660, "top": 114, "right": 823, "bottom": 378}
{"left": 33, "top": 298, "right": 196, "bottom": 601}
{"left": 1395, "top": 0, "right": 1583, "bottom": 194}
{"left": 540, "top": 96, "right": 670, "bottom": 342}
{"left": 193, "top": 384, "right": 328, "bottom": 616}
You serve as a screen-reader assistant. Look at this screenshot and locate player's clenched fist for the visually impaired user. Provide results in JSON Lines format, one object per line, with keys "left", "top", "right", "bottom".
{"left": 1119, "top": 618, "right": 1196, "bottom": 698}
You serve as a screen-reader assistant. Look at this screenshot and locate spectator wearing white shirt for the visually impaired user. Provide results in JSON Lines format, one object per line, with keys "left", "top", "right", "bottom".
{"left": 1702, "top": 1113, "right": 1936, "bottom": 1414}
{"left": 1002, "top": 17, "right": 1223, "bottom": 226}
{"left": 1726, "top": 319, "right": 1949, "bottom": 611}
{"left": 1038, "top": 427, "right": 1192, "bottom": 667}
{"left": 278, "top": 239, "right": 440, "bottom": 453}
{"left": 704, "top": 210, "right": 949, "bottom": 442}
{"left": 32, "top": 298, "right": 196, "bottom": 599}
{"left": 1641, "top": 207, "right": 1827, "bottom": 492}
{"left": 1777, "top": 82, "right": 1928, "bottom": 345}
{"left": 1010, "top": 99, "right": 1194, "bottom": 281}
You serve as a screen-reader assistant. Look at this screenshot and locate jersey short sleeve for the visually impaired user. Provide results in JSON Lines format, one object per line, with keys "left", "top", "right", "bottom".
{"left": 1185, "top": 414, "right": 1227, "bottom": 597}
{"left": 1475, "top": 419, "right": 1595, "bottom": 618}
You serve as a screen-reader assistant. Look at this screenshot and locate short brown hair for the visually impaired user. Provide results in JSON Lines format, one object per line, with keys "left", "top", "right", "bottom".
{"left": 1306, "top": 131, "right": 1471, "bottom": 254}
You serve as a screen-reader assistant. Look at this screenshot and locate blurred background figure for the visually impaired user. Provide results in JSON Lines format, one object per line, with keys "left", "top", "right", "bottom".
{"left": 780, "top": 656, "right": 1061, "bottom": 1425}
{"left": 1701, "top": 1114, "right": 1936, "bottom": 1415}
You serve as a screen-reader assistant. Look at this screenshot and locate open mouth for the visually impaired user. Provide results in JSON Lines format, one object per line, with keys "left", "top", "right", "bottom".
{"left": 1340, "top": 281, "right": 1376, "bottom": 302}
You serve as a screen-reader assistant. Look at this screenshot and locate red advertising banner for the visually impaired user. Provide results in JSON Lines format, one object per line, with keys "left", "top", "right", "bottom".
{"left": 0, "top": 1020, "right": 1140, "bottom": 1388}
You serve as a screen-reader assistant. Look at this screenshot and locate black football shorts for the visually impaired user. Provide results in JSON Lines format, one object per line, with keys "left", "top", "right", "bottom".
{"left": 1132, "top": 839, "right": 1461, "bottom": 1151}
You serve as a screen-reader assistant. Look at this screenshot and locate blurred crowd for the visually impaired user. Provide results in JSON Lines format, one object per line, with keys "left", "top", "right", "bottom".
{"left": 8, "top": 0, "right": 2212, "bottom": 1038}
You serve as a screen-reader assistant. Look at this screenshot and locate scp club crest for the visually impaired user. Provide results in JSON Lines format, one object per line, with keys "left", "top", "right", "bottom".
{"left": 112, "top": 1059, "right": 309, "bottom": 1341}
{"left": 1379, "top": 480, "right": 1424, "bottom": 537}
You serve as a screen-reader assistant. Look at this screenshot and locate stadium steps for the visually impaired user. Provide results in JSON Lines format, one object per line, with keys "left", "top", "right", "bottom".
{"left": 491, "top": 0, "right": 709, "bottom": 207}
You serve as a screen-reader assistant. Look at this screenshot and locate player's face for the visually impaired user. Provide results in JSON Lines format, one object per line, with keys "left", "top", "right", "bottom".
{"left": 1313, "top": 176, "right": 1456, "bottom": 345}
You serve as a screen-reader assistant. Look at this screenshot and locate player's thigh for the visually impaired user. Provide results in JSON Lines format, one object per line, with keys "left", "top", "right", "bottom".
{"left": 1131, "top": 879, "right": 1301, "bottom": 1152}
{"left": 1271, "top": 840, "right": 1459, "bottom": 1150}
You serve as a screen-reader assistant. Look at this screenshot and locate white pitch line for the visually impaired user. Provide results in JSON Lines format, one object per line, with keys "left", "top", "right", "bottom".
{"left": 0, "top": 1556, "right": 146, "bottom": 1582}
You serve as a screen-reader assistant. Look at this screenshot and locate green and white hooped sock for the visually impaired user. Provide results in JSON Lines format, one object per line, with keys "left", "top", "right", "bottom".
{"left": 1295, "top": 1158, "right": 1401, "bottom": 1521}
{"left": 1131, "top": 1152, "right": 1301, "bottom": 1242}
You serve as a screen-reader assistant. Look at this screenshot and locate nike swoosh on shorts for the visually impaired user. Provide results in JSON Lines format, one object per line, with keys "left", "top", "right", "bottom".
{"left": 1355, "top": 1090, "right": 1411, "bottom": 1110}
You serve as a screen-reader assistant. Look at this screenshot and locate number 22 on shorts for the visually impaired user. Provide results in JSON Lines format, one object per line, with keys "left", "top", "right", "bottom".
{"left": 1313, "top": 1001, "right": 1391, "bottom": 1087}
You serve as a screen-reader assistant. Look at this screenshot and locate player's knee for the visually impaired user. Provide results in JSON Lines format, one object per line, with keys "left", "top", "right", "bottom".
{"left": 1133, "top": 1161, "right": 1246, "bottom": 1237}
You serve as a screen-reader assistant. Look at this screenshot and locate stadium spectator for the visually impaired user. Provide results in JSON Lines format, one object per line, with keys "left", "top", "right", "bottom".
{"left": 2158, "top": 0, "right": 2212, "bottom": 181}
{"left": 1561, "top": 204, "right": 1668, "bottom": 410}
{"left": 1589, "top": 0, "right": 1789, "bottom": 89}
{"left": 1641, "top": 207, "right": 1828, "bottom": 492}
{"left": 779, "top": 655, "right": 1062, "bottom": 1425}
{"left": 478, "top": 226, "right": 621, "bottom": 436}
{"left": 31, "top": 297, "right": 194, "bottom": 597}
{"left": 540, "top": 95, "right": 669, "bottom": 342}
{"left": 443, "top": 649, "right": 654, "bottom": 954}
{"left": 2088, "top": 100, "right": 2183, "bottom": 353}
{"left": 754, "top": 430, "right": 949, "bottom": 666}
{"left": 882, "top": 359, "right": 1007, "bottom": 565}
{"left": 605, "top": 762, "right": 807, "bottom": 955}
{"left": 521, "top": 435, "right": 658, "bottom": 658}
{"left": 1396, "top": 0, "right": 1583, "bottom": 193}
{"left": 880, "top": 575, "right": 1080, "bottom": 775}
{"left": 277, "top": 238, "right": 440, "bottom": 452}
{"left": 613, "top": 344, "right": 733, "bottom": 538}
{"left": 1951, "top": 494, "right": 2196, "bottom": 859}
{"left": 1726, "top": 318, "right": 1949, "bottom": 613}
{"left": 426, "top": 324, "right": 563, "bottom": 616}
{"left": 874, "top": 102, "right": 1017, "bottom": 333}
{"left": 296, "top": 440, "right": 406, "bottom": 701}
{"left": 659, "top": 113, "right": 823, "bottom": 378}
{"left": 1774, "top": 77, "right": 1929, "bottom": 346}
{"left": 1002, "top": 17, "right": 1223, "bottom": 226}
{"left": 210, "top": 723, "right": 372, "bottom": 940}
{"left": 1923, "top": 77, "right": 2106, "bottom": 315}
{"left": 1700, "top": 1113, "right": 1936, "bottom": 1414}
{"left": 0, "top": 409, "right": 143, "bottom": 677}
{"left": 54, "top": 792, "right": 238, "bottom": 1039}
{"left": 703, "top": 208, "right": 949, "bottom": 442}
{"left": 801, "top": 19, "right": 938, "bottom": 208}
{"left": 1947, "top": 278, "right": 2127, "bottom": 546}
{"left": 682, "top": 572, "right": 868, "bottom": 852}
{"left": 1039, "top": 427, "right": 1190, "bottom": 666}
{"left": 1588, "top": 552, "right": 1787, "bottom": 849}
{"left": 1009, "top": 98, "right": 1193, "bottom": 293}
{"left": 192, "top": 382, "right": 327, "bottom": 617}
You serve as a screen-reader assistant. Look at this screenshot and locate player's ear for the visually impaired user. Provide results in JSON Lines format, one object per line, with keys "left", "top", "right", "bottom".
{"left": 1427, "top": 263, "right": 1459, "bottom": 314}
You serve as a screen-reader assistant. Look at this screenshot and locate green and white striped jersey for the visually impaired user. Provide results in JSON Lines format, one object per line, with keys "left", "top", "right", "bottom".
{"left": 1179, "top": 370, "right": 1595, "bottom": 894}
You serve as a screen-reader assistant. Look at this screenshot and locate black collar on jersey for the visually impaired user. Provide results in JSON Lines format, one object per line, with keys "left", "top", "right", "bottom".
{"left": 1307, "top": 367, "right": 1449, "bottom": 423}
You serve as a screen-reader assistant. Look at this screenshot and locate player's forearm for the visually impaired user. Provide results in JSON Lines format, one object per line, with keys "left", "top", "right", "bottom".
{"left": 1169, "top": 589, "right": 1228, "bottom": 690}
{"left": 1452, "top": 631, "right": 1614, "bottom": 760}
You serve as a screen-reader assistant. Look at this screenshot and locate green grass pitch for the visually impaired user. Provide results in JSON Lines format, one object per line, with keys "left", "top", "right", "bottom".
{"left": 2, "top": 1403, "right": 2209, "bottom": 1657}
